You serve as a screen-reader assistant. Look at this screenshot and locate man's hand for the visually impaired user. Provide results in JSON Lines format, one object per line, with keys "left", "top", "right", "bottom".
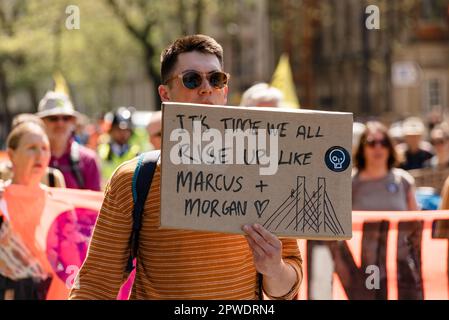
{"left": 242, "top": 223, "right": 284, "bottom": 277}
{"left": 242, "top": 223, "right": 299, "bottom": 298}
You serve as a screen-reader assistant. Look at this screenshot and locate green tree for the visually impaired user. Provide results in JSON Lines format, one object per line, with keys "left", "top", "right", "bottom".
{"left": 58, "top": 0, "right": 142, "bottom": 115}
{"left": 0, "top": 0, "right": 143, "bottom": 141}
{"left": 105, "top": 0, "right": 208, "bottom": 109}
{"left": 0, "top": 0, "right": 54, "bottom": 138}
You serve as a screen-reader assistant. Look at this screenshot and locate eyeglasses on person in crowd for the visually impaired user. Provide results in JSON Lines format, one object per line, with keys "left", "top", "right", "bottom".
{"left": 45, "top": 115, "right": 74, "bottom": 122}
{"left": 365, "top": 138, "right": 389, "bottom": 148}
{"left": 431, "top": 138, "right": 447, "bottom": 146}
{"left": 164, "top": 70, "right": 230, "bottom": 90}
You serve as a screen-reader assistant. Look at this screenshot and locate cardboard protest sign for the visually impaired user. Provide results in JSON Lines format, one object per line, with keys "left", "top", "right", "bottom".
{"left": 160, "top": 102, "right": 353, "bottom": 239}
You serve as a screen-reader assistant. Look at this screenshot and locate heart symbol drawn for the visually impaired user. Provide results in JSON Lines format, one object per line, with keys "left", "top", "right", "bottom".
{"left": 254, "top": 200, "right": 270, "bottom": 218}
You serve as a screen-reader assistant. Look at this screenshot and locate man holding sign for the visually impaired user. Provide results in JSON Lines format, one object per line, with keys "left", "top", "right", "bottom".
{"left": 69, "top": 35, "right": 302, "bottom": 300}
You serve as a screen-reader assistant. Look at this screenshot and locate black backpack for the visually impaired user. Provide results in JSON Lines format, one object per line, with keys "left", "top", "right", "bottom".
{"left": 125, "top": 150, "right": 160, "bottom": 273}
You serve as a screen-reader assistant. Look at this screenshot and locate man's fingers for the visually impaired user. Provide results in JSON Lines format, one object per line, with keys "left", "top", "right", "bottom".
{"left": 253, "top": 224, "right": 282, "bottom": 249}
{"left": 243, "top": 225, "right": 282, "bottom": 259}
{"left": 243, "top": 224, "right": 263, "bottom": 241}
{"left": 245, "top": 235, "right": 264, "bottom": 258}
{"left": 243, "top": 225, "right": 271, "bottom": 253}
{"left": 243, "top": 224, "right": 281, "bottom": 251}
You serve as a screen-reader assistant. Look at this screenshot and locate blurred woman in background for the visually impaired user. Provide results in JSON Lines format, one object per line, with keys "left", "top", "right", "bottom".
{"left": 0, "top": 122, "right": 54, "bottom": 299}
{"left": 352, "top": 121, "right": 418, "bottom": 211}
{"left": 0, "top": 114, "right": 65, "bottom": 188}
{"left": 425, "top": 123, "right": 449, "bottom": 169}
{"left": 6, "top": 122, "right": 51, "bottom": 187}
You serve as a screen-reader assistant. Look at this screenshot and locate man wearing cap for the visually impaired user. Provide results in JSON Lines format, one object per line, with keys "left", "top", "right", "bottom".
{"left": 98, "top": 107, "right": 141, "bottom": 185}
{"left": 37, "top": 91, "right": 101, "bottom": 191}
{"left": 397, "top": 117, "right": 434, "bottom": 170}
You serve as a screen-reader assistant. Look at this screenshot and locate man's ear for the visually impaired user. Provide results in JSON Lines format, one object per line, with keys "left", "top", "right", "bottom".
{"left": 223, "top": 86, "right": 229, "bottom": 105}
{"left": 158, "top": 85, "right": 171, "bottom": 102}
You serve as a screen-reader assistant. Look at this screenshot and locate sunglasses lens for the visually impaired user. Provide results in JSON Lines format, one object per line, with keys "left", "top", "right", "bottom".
{"left": 209, "top": 72, "right": 228, "bottom": 89}
{"left": 366, "top": 139, "right": 388, "bottom": 147}
{"left": 47, "top": 115, "right": 72, "bottom": 122}
{"left": 182, "top": 72, "right": 202, "bottom": 89}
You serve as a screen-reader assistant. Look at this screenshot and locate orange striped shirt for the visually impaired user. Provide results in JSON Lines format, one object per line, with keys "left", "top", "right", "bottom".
{"left": 69, "top": 158, "right": 302, "bottom": 300}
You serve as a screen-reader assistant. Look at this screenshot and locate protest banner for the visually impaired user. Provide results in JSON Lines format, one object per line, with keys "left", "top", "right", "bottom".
{"left": 298, "top": 210, "right": 449, "bottom": 300}
{"left": 3, "top": 184, "right": 448, "bottom": 300}
{"left": 0, "top": 186, "right": 102, "bottom": 300}
{"left": 160, "top": 102, "right": 353, "bottom": 239}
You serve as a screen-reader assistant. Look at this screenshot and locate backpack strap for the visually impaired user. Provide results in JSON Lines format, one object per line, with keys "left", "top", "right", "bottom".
{"left": 125, "top": 150, "right": 161, "bottom": 273}
{"left": 69, "top": 141, "right": 85, "bottom": 189}
{"left": 48, "top": 169, "right": 56, "bottom": 187}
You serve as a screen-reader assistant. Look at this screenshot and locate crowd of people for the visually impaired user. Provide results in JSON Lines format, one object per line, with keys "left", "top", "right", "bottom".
{"left": 353, "top": 115, "right": 449, "bottom": 211}
{"left": 0, "top": 35, "right": 303, "bottom": 300}
{"left": 0, "top": 33, "right": 448, "bottom": 300}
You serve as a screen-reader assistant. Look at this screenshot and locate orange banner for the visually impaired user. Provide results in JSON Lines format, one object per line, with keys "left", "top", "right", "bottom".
{"left": 298, "top": 211, "right": 449, "bottom": 300}
{"left": 2, "top": 187, "right": 449, "bottom": 300}
{"left": 1, "top": 186, "right": 103, "bottom": 300}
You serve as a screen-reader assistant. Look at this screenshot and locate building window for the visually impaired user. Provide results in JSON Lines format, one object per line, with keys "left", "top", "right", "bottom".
{"left": 428, "top": 78, "right": 441, "bottom": 107}
{"left": 424, "top": 76, "right": 447, "bottom": 114}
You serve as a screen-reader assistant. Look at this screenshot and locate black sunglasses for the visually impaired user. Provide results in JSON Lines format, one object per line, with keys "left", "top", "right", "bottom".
{"left": 164, "top": 70, "right": 230, "bottom": 90}
{"left": 365, "top": 138, "right": 389, "bottom": 148}
{"left": 45, "top": 115, "right": 74, "bottom": 122}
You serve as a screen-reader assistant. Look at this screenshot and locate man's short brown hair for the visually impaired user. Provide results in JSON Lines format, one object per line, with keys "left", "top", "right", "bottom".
{"left": 160, "top": 34, "right": 224, "bottom": 84}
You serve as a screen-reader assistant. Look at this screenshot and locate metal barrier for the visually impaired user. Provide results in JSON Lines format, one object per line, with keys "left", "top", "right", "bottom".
{"left": 409, "top": 167, "right": 449, "bottom": 193}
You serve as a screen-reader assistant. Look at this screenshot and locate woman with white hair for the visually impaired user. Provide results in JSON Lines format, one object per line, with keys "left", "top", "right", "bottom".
{"left": 240, "top": 83, "right": 284, "bottom": 108}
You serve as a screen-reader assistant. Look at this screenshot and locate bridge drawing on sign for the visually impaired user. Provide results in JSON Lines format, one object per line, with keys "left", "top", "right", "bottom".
{"left": 262, "top": 176, "right": 344, "bottom": 235}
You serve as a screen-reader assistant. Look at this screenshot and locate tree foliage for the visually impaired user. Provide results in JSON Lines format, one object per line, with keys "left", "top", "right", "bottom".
{"left": 0, "top": 0, "right": 142, "bottom": 132}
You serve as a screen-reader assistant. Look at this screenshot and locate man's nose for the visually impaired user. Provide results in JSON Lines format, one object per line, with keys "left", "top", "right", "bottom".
{"left": 198, "top": 77, "right": 213, "bottom": 95}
